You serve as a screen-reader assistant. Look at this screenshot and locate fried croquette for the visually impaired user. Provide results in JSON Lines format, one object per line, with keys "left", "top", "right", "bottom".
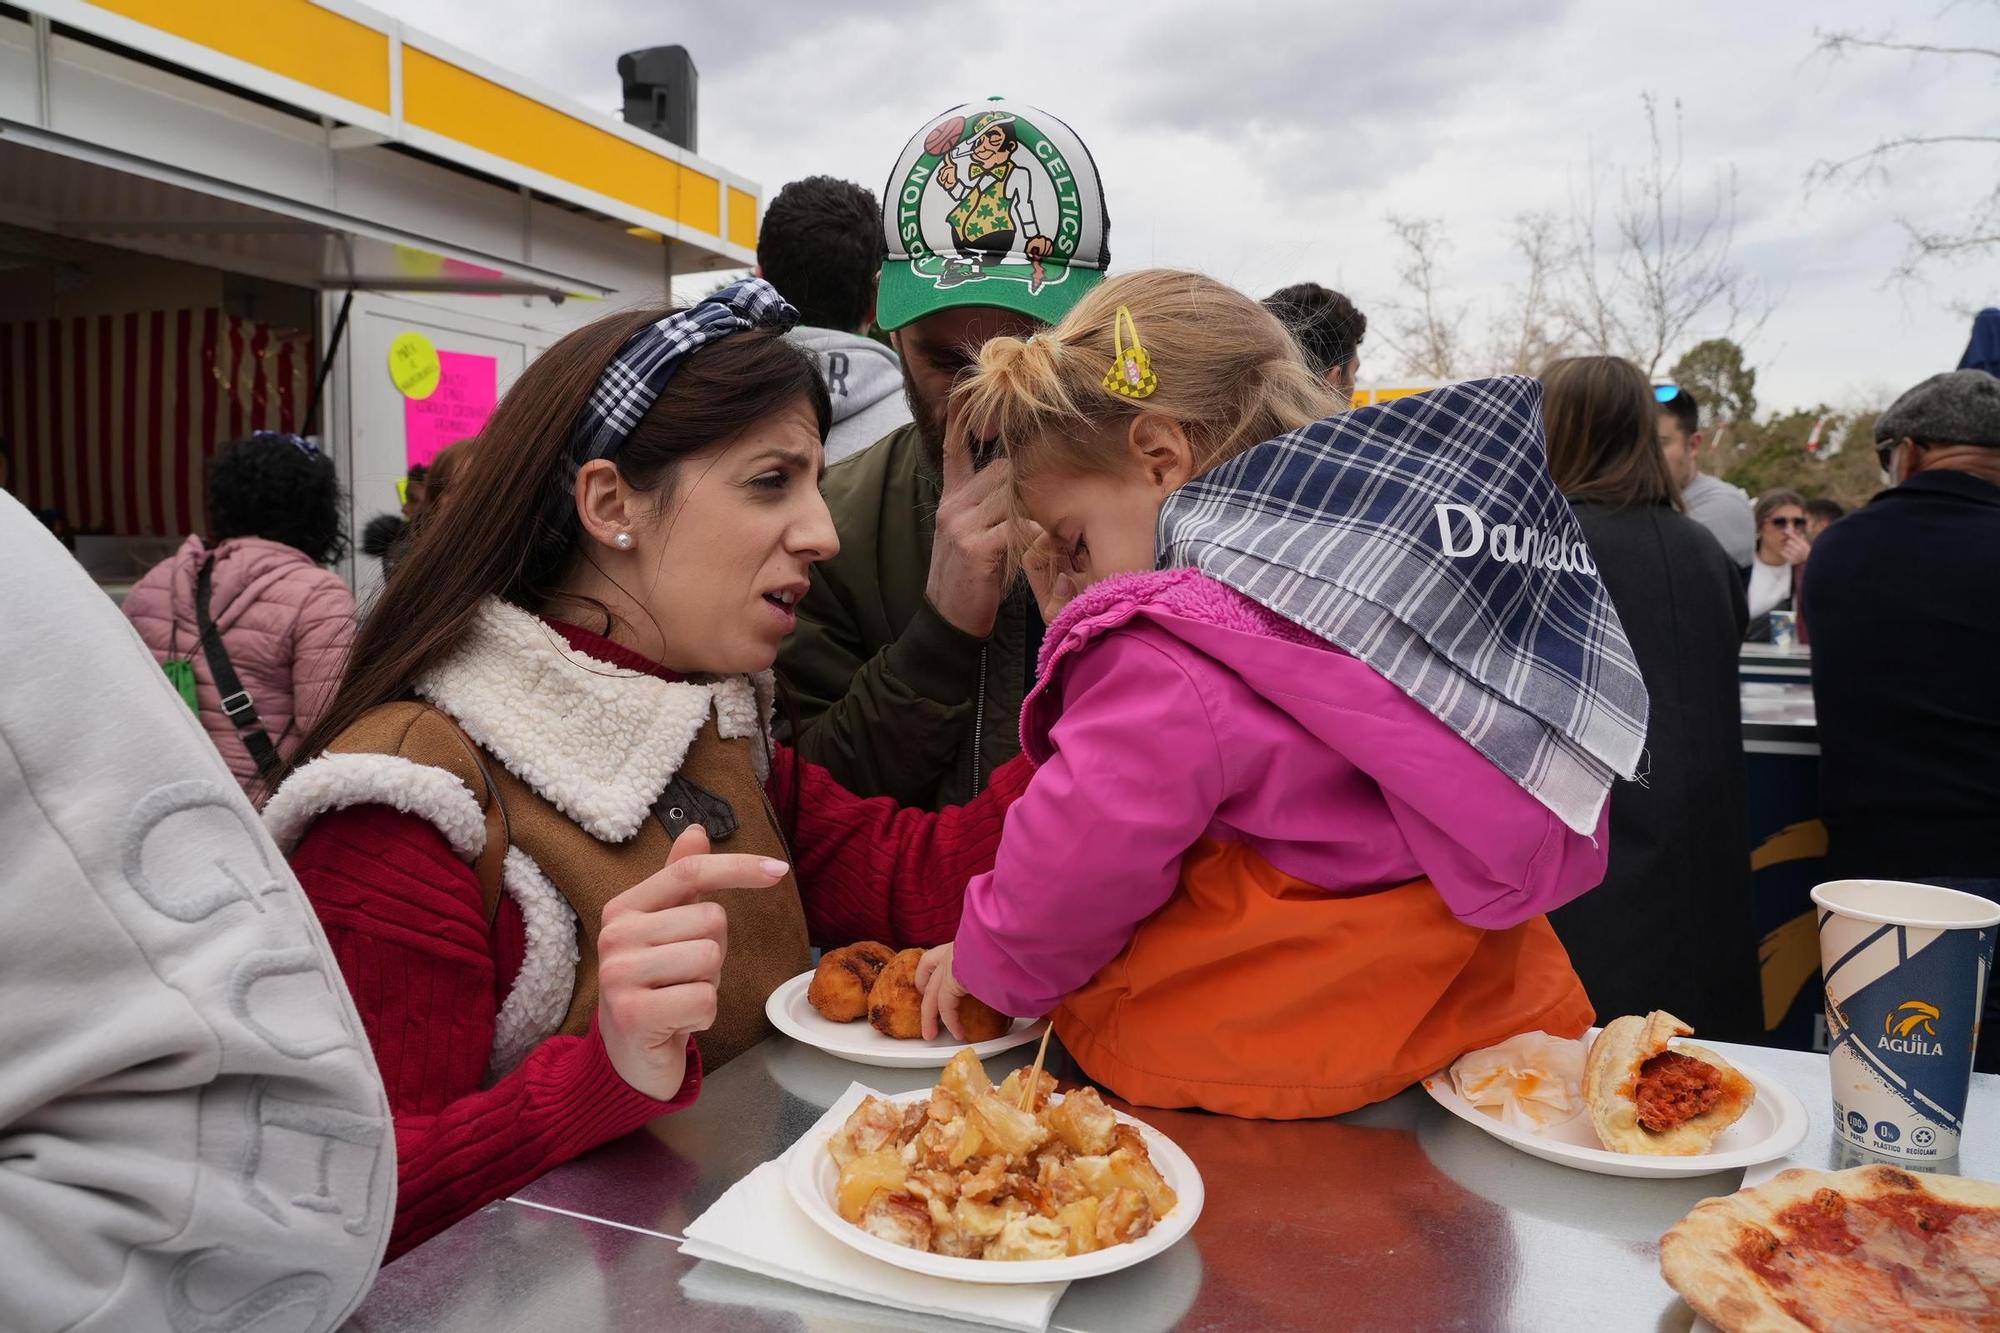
{"left": 957, "top": 993, "right": 1013, "bottom": 1043}
{"left": 868, "top": 948, "right": 928, "bottom": 1039}
{"left": 808, "top": 941, "right": 896, "bottom": 1023}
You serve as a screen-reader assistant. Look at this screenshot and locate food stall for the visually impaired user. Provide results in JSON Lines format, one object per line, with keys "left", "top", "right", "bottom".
{"left": 0, "top": 0, "right": 758, "bottom": 604}
{"left": 1349, "top": 381, "right": 1439, "bottom": 409}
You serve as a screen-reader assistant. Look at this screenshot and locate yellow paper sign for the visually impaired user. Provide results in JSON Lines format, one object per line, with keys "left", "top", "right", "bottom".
{"left": 388, "top": 332, "right": 441, "bottom": 400}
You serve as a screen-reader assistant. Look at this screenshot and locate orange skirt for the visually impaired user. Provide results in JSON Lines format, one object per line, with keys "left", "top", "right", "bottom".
{"left": 1054, "top": 838, "right": 1594, "bottom": 1119}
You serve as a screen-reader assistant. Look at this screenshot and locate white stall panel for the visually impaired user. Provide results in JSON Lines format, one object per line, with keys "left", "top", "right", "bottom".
{"left": 339, "top": 292, "right": 531, "bottom": 608}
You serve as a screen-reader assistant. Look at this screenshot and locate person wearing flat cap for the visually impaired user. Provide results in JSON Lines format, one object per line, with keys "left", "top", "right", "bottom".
{"left": 1803, "top": 368, "right": 2000, "bottom": 1067}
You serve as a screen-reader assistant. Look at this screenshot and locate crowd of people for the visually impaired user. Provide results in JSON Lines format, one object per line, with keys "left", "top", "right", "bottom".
{"left": 3, "top": 93, "right": 1997, "bottom": 1325}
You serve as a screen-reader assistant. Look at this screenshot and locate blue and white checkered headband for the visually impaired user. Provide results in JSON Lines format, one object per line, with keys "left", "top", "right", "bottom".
{"left": 568, "top": 277, "right": 801, "bottom": 466}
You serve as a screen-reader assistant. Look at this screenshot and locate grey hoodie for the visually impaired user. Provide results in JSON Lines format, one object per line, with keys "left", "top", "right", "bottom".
{"left": 791, "top": 327, "right": 914, "bottom": 465}
{"left": 0, "top": 492, "right": 393, "bottom": 1331}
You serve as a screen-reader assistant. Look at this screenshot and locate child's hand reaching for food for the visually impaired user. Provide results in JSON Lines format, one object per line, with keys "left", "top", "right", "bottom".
{"left": 917, "top": 942, "right": 969, "bottom": 1041}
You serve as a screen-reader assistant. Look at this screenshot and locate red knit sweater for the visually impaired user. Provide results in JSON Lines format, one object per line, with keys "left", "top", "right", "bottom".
{"left": 289, "top": 622, "right": 1032, "bottom": 1259}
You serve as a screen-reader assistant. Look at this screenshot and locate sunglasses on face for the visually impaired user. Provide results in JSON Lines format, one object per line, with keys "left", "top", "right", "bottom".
{"left": 1767, "top": 516, "right": 1807, "bottom": 530}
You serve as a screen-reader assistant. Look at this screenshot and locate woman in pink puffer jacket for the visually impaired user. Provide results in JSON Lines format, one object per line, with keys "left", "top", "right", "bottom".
{"left": 124, "top": 432, "right": 356, "bottom": 803}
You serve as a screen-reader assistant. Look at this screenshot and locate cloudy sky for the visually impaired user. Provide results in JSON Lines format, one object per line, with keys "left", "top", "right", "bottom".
{"left": 393, "top": 0, "right": 1997, "bottom": 415}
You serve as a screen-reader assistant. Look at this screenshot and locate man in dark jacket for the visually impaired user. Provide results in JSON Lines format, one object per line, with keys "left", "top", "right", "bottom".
{"left": 1804, "top": 370, "right": 2000, "bottom": 888}
{"left": 780, "top": 99, "right": 1111, "bottom": 809}
{"left": 1804, "top": 368, "right": 2000, "bottom": 1068}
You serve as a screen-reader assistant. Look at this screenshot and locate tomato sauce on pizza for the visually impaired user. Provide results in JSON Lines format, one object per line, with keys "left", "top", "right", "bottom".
{"left": 1663, "top": 1165, "right": 2000, "bottom": 1331}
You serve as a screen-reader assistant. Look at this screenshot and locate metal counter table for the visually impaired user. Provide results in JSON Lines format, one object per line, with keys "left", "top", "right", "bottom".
{"left": 1738, "top": 643, "right": 1811, "bottom": 686}
{"left": 349, "top": 1035, "right": 2000, "bottom": 1332}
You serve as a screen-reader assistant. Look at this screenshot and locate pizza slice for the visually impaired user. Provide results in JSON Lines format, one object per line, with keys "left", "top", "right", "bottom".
{"left": 1661, "top": 1163, "right": 2000, "bottom": 1331}
{"left": 1584, "top": 1011, "right": 1755, "bottom": 1155}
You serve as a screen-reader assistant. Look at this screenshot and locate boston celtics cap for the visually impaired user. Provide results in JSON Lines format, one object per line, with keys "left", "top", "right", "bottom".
{"left": 876, "top": 97, "right": 1111, "bottom": 331}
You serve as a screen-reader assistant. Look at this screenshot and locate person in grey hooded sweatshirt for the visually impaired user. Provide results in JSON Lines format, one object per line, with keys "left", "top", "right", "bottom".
{"left": 0, "top": 490, "right": 393, "bottom": 1331}
{"left": 758, "top": 175, "right": 913, "bottom": 465}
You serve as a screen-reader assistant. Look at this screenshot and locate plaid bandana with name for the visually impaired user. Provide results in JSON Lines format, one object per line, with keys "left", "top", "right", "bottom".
{"left": 1158, "top": 374, "right": 1647, "bottom": 835}
{"left": 569, "top": 277, "right": 800, "bottom": 465}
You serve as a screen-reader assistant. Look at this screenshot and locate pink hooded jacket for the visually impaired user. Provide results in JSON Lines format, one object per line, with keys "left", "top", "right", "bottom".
{"left": 122, "top": 535, "right": 356, "bottom": 801}
{"left": 953, "top": 566, "right": 1610, "bottom": 1021}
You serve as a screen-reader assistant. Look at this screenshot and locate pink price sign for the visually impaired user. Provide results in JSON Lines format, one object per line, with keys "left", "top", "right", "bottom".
{"left": 404, "top": 350, "right": 497, "bottom": 466}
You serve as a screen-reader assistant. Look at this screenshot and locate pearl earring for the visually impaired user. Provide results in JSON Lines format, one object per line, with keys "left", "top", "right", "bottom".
{"left": 613, "top": 531, "right": 634, "bottom": 550}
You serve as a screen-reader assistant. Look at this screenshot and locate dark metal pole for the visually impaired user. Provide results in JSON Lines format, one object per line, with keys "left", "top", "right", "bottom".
{"left": 303, "top": 290, "right": 354, "bottom": 438}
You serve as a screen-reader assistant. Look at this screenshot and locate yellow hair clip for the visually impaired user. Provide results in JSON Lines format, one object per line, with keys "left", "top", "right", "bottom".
{"left": 1101, "top": 305, "right": 1158, "bottom": 400}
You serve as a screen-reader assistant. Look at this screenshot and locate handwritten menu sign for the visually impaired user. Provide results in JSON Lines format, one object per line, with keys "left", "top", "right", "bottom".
{"left": 404, "top": 350, "right": 498, "bottom": 466}
{"left": 388, "top": 331, "right": 440, "bottom": 399}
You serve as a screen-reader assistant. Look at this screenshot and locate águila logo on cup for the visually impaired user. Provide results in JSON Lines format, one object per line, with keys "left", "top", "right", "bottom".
{"left": 1882, "top": 1000, "right": 1944, "bottom": 1055}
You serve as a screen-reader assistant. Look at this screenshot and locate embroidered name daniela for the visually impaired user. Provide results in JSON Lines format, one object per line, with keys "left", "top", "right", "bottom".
{"left": 1433, "top": 503, "right": 1598, "bottom": 575}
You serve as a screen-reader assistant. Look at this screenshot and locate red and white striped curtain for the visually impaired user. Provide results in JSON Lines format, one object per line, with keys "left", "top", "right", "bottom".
{"left": 0, "top": 309, "right": 312, "bottom": 537}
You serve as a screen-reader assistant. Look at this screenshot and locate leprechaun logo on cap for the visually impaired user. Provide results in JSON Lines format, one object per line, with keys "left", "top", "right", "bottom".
{"left": 896, "top": 108, "right": 1085, "bottom": 296}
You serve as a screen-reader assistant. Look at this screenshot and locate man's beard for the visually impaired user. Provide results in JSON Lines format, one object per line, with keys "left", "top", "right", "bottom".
{"left": 901, "top": 359, "right": 947, "bottom": 470}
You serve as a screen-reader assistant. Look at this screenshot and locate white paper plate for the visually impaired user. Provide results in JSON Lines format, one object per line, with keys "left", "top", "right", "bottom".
{"left": 785, "top": 1087, "right": 1205, "bottom": 1285}
{"left": 764, "top": 969, "right": 1047, "bottom": 1068}
{"left": 1420, "top": 1029, "right": 1810, "bottom": 1179}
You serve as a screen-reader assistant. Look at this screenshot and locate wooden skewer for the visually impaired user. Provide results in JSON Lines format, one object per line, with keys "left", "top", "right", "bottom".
{"left": 1018, "top": 1025, "right": 1054, "bottom": 1112}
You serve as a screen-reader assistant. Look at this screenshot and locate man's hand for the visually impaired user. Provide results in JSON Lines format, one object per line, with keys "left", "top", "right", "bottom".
{"left": 595, "top": 827, "right": 786, "bottom": 1099}
{"left": 1024, "top": 236, "right": 1054, "bottom": 261}
{"left": 938, "top": 159, "right": 958, "bottom": 192}
{"left": 924, "top": 401, "right": 1013, "bottom": 638}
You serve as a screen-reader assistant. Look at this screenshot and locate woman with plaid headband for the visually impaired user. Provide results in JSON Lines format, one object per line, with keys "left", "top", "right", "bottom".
{"left": 915, "top": 270, "right": 1638, "bottom": 1120}
{"left": 259, "top": 282, "right": 1031, "bottom": 1256}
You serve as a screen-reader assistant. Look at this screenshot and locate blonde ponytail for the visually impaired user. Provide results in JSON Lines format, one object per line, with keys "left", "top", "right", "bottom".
{"left": 954, "top": 269, "right": 1343, "bottom": 490}
{"left": 962, "top": 334, "right": 1081, "bottom": 429}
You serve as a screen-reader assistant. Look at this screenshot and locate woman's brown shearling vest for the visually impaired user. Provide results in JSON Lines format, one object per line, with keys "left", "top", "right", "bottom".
{"left": 327, "top": 700, "right": 811, "bottom": 1069}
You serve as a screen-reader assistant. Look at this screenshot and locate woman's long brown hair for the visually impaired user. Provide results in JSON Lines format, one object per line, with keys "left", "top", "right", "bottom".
{"left": 1541, "top": 355, "right": 1680, "bottom": 510}
{"left": 276, "top": 308, "right": 830, "bottom": 790}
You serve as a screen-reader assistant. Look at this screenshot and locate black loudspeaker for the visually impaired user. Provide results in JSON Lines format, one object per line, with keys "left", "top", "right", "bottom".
{"left": 618, "top": 46, "right": 698, "bottom": 153}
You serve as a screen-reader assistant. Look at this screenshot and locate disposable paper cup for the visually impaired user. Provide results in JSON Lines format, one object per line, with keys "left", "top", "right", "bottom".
{"left": 1768, "top": 610, "right": 1797, "bottom": 650}
{"left": 1813, "top": 879, "right": 1999, "bottom": 1161}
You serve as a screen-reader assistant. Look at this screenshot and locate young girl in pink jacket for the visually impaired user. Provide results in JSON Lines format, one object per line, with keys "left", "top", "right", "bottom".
{"left": 917, "top": 271, "right": 1649, "bottom": 1118}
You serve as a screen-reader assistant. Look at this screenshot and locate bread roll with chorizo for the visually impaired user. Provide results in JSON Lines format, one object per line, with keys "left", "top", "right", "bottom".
{"left": 1584, "top": 1011, "right": 1755, "bottom": 1155}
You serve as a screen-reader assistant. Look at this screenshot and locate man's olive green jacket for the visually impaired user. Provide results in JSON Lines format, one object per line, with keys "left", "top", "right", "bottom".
{"left": 779, "top": 422, "right": 1036, "bottom": 809}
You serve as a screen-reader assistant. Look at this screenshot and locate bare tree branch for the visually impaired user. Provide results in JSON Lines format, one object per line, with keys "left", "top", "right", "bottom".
{"left": 1375, "top": 214, "right": 1467, "bottom": 379}
{"left": 1809, "top": 134, "right": 2000, "bottom": 193}
{"left": 1810, "top": 22, "right": 2000, "bottom": 275}
{"left": 1485, "top": 211, "right": 1574, "bottom": 373}
{"left": 1815, "top": 28, "right": 2000, "bottom": 62}
{"left": 1552, "top": 94, "right": 1766, "bottom": 376}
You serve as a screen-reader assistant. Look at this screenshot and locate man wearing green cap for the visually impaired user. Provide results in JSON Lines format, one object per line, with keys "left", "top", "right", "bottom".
{"left": 779, "top": 99, "right": 1111, "bottom": 809}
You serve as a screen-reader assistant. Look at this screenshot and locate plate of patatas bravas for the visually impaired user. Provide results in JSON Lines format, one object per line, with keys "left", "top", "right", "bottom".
{"left": 786, "top": 1049, "right": 1205, "bottom": 1283}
